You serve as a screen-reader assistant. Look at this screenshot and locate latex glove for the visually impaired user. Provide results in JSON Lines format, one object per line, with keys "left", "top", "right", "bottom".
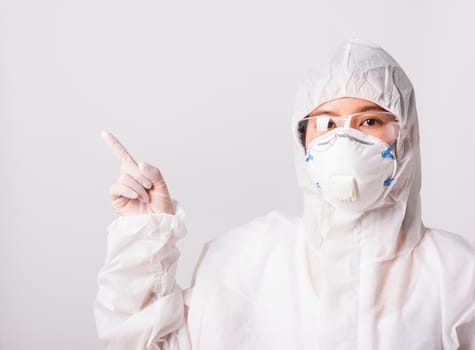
{"left": 101, "top": 130, "right": 175, "bottom": 216}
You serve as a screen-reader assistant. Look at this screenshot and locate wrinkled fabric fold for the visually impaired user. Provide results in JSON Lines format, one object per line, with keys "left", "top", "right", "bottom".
{"left": 94, "top": 199, "right": 191, "bottom": 350}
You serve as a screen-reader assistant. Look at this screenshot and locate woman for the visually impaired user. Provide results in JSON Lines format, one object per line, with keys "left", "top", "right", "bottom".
{"left": 94, "top": 38, "right": 475, "bottom": 349}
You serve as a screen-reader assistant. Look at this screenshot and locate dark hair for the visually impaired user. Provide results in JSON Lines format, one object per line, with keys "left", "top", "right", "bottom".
{"left": 297, "top": 116, "right": 309, "bottom": 151}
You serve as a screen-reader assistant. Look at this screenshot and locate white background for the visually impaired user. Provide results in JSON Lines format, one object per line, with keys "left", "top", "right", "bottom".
{"left": 1, "top": 0, "right": 474, "bottom": 349}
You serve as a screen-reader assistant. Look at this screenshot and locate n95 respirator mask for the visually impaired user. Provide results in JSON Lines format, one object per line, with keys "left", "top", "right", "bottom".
{"left": 304, "top": 127, "right": 398, "bottom": 212}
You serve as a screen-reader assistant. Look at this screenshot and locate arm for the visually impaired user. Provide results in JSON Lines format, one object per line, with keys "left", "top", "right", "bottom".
{"left": 457, "top": 314, "right": 475, "bottom": 350}
{"left": 455, "top": 294, "right": 475, "bottom": 349}
{"left": 93, "top": 200, "right": 192, "bottom": 350}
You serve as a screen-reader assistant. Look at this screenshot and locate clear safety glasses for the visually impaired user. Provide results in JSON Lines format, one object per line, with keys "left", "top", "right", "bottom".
{"left": 298, "top": 111, "right": 400, "bottom": 143}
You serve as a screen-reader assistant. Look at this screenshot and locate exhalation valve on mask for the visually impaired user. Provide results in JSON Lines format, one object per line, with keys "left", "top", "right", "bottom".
{"left": 330, "top": 174, "right": 357, "bottom": 202}
{"left": 305, "top": 128, "right": 397, "bottom": 212}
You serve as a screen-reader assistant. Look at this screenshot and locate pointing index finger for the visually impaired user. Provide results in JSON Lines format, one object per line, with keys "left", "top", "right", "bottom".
{"left": 101, "top": 130, "right": 138, "bottom": 165}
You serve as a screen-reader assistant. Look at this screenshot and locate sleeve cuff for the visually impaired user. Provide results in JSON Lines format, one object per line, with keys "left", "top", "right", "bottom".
{"left": 106, "top": 199, "right": 187, "bottom": 241}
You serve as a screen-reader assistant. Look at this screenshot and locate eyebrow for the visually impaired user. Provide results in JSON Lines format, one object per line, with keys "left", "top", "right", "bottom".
{"left": 308, "top": 105, "right": 387, "bottom": 117}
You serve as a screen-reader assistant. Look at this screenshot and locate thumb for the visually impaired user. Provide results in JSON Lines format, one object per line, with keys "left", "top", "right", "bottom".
{"left": 138, "top": 162, "right": 163, "bottom": 184}
{"left": 139, "top": 162, "right": 175, "bottom": 214}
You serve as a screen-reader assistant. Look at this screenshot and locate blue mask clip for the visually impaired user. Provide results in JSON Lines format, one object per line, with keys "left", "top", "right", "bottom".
{"left": 384, "top": 177, "right": 395, "bottom": 186}
{"left": 382, "top": 142, "right": 397, "bottom": 160}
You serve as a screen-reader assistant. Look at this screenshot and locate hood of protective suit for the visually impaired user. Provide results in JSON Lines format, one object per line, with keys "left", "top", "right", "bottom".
{"left": 291, "top": 38, "right": 424, "bottom": 263}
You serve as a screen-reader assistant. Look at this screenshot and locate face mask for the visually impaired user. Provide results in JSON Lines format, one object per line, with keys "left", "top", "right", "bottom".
{"left": 304, "top": 127, "right": 397, "bottom": 212}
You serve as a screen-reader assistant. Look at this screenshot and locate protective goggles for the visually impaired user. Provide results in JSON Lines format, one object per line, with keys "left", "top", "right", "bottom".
{"left": 298, "top": 111, "right": 400, "bottom": 143}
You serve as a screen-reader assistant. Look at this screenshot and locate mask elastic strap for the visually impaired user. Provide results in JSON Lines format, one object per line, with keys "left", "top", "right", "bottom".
{"left": 383, "top": 142, "right": 397, "bottom": 186}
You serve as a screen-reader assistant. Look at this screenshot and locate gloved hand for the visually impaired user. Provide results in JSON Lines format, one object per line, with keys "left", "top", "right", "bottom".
{"left": 101, "top": 130, "right": 175, "bottom": 216}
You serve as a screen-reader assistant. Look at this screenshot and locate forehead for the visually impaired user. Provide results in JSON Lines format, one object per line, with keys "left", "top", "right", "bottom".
{"left": 309, "top": 97, "right": 387, "bottom": 116}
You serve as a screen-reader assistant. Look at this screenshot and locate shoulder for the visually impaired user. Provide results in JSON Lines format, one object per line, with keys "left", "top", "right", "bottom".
{"left": 209, "top": 210, "right": 299, "bottom": 255}
{"left": 421, "top": 228, "right": 475, "bottom": 282}
{"left": 421, "top": 228, "right": 475, "bottom": 305}
{"left": 423, "top": 228, "right": 475, "bottom": 269}
{"left": 422, "top": 229, "right": 475, "bottom": 343}
{"left": 191, "top": 210, "right": 300, "bottom": 292}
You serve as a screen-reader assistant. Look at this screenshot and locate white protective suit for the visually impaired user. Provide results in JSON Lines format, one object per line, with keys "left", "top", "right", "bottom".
{"left": 94, "top": 38, "right": 475, "bottom": 349}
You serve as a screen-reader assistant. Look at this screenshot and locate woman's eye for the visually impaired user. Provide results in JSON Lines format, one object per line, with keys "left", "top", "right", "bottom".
{"left": 327, "top": 121, "right": 336, "bottom": 128}
{"left": 362, "top": 118, "right": 380, "bottom": 127}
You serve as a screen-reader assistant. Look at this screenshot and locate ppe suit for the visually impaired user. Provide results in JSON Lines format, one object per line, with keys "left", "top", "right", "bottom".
{"left": 94, "top": 38, "right": 475, "bottom": 349}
